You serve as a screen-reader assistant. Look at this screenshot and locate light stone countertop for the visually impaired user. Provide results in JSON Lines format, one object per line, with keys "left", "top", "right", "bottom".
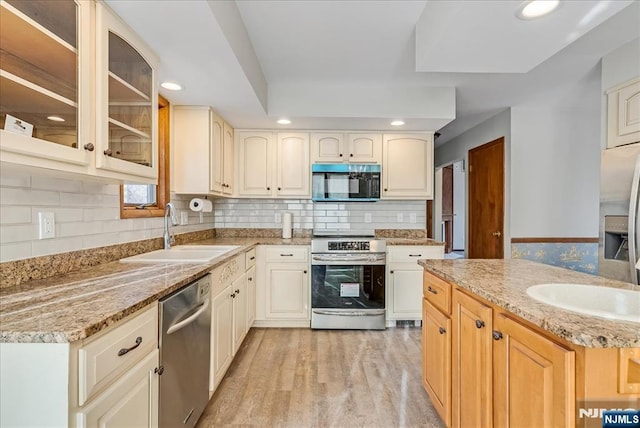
{"left": 418, "top": 259, "right": 640, "bottom": 348}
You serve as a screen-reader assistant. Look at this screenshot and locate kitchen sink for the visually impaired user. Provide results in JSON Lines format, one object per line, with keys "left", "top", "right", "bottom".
{"left": 526, "top": 283, "right": 640, "bottom": 323}
{"left": 120, "top": 245, "right": 240, "bottom": 263}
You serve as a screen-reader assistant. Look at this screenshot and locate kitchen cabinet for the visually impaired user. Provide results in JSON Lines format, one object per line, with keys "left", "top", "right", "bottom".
{"left": 310, "top": 132, "right": 382, "bottom": 163}
{"left": 0, "top": 0, "right": 159, "bottom": 184}
{"left": 423, "top": 299, "right": 451, "bottom": 428}
{"left": 173, "top": 106, "right": 234, "bottom": 196}
{"left": 382, "top": 133, "right": 434, "bottom": 199}
{"left": 236, "top": 131, "right": 310, "bottom": 198}
{"left": 493, "top": 313, "right": 575, "bottom": 428}
{"left": 0, "top": 303, "right": 160, "bottom": 427}
{"left": 386, "top": 245, "right": 444, "bottom": 323}
{"left": 451, "top": 289, "right": 493, "bottom": 428}
{"left": 255, "top": 245, "right": 311, "bottom": 327}
{"left": 232, "top": 273, "right": 247, "bottom": 354}
{"left": 245, "top": 248, "right": 257, "bottom": 329}
{"left": 607, "top": 77, "right": 640, "bottom": 148}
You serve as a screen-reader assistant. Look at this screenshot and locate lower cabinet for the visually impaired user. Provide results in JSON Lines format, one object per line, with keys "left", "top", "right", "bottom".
{"left": 211, "top": 282, "right": 234, "bottom": 393}
{"left": 232, "top": 274, "right": 247, "bottom": 354}
{"left": 493, "top": 313, "right": 575, "bottom": 428}
{"left": 422, "top": 299, "right": 451, "bottom": 427}
{"left": 386, "top": 245, "right": 444, "bottom": 323}
{"left": 255, "top": 245, "right": 310, "bottom": 327}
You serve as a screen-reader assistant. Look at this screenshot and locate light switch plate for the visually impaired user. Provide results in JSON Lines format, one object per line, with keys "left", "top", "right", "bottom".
{"left": 397, "top": 213, "right": 404, "bottom": 223}
{"left": 38, "top": 212, "right": 55, "bottom": 239}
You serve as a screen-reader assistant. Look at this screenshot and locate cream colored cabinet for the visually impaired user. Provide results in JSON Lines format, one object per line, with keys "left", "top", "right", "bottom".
{"left": 493, "top": 313, "right": 575, "bottom": 428}
{"left": 231, "top": 274, "right": 247, "bottom": 354}
{"left": 255, "top": 245, "right": 310, "bottom": 327}
{"left": 0, "top": 303, "right": 160, "bottom": 427}
{"left": 382, "top": 133, "right": 434, "bottom": 199}
{"left": 245, "top": 248, "right": 257, "bottom": 329}
{"left": 607, "top": 77, "right": 640, "bottom": 148}
{"left": 386, "top": 246, "right": 444, "bottom": 323}
{"left": 310, "top": 132, "right": 382, "bottom": 163}
{"left": 94, "top": 2, "right": 158, "bottom": 183}
{"left": 173, "top": 106, "right": 234, "bottom": 196}
{"left": 0, "top": 1, "right": 159, "bottom": 184}
{"left": 236, "top": 131, "right": 310, "bottom": 198}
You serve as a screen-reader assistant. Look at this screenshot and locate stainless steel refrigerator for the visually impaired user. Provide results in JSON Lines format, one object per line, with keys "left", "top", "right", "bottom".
{"left": 599, "top": 142, "right": 640, "bottom": 284}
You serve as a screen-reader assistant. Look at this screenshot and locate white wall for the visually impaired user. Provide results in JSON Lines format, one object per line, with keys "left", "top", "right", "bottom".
{"left": 452, "top": 160, "right": 465, "bottom": 250}
{"left": 510, "top": 66, "right": 601, "bottom": 238}
{"left": 0, "top": 169, "right": 214, "bottom": 262}
{"left": 213, "top": 198, "right": 426, "bottom": 231}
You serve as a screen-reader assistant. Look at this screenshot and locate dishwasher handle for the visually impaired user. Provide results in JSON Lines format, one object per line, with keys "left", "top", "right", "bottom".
{"left": 166, "top": 299, "right": 210, "bottom": 335}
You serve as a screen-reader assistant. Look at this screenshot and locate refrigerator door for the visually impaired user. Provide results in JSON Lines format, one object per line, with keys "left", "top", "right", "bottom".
{"left": 599, "top": 142, "right": 640, "bottom": 284}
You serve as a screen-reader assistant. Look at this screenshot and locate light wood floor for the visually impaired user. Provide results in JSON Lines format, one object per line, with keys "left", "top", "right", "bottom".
{"left": 197, "top": 327, "right": 445, "bottom": 428}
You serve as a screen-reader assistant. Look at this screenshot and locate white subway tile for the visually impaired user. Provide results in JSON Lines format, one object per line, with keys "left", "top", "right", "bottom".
{"left": 32, "top": 207, "right": 84, "bottom": 223}
{"left": 0, "top": 224, "right": 37, "bottom": 243}
{"left": 58, "top": 221, "right": 102, "bottom": 237}
{"left": 32, "top": 236, "right": 85, "bottom": 257}
{"left": 0, "top": 170, "right": 31, "bottom": 188}
{"left": 83, "top": 208, "right": 120, "bottom": 222}
{"left": 1, "top": 188, "right": 60, "bottom": 206}
{"left": 0, "top": 206, "right": 31, "bottom": 224}
{"left": 32, "top": 176, "right": 83, "bottom": 193}
{"left": 0, "top": 242, "right": 32, "bottom": 262}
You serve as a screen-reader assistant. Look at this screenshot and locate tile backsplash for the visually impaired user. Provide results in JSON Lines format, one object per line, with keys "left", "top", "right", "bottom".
{"left": 0, "top": 169, "right": 214, "bottom": 262}
{"left": 213, "top": 198, "right": 426, "bottom": 232}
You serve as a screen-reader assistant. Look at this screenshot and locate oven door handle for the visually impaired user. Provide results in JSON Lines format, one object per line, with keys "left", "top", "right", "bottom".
{"left": 312, "top": 255, "right": 384, "bottom": 263}
{"left": 312, "top": 309, "right": 386, "bottom": 317}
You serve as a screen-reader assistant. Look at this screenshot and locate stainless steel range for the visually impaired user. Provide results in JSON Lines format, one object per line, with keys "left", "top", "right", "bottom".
{"left": 311, "top": 235, "right": 386, "bottom": 330}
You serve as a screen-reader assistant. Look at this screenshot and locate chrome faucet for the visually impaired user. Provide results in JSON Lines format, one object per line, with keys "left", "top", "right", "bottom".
{"left": 163, "top": 203, "right": 178, "bottom": 249}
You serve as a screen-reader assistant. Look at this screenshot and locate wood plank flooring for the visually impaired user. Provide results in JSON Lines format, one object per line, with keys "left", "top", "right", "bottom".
{"left": 197, "top": 327, "right": 445, "bottom": 428}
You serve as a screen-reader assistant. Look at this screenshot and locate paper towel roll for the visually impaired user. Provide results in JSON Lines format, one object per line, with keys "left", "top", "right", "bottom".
{"left": 189, "top": 198, "right": 212, "bottom": 213}
{"left": 282, "top": 212, "right": 293, "bottom": 239}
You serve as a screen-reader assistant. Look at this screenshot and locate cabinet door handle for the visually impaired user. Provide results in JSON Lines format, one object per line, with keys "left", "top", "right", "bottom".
{"left": 230, "top": 293, "right": 236, "bottom": 298}
{"left": 248, "top": 277, "right": 253, "bottom": 281}
{"left": 83, "top": 143, "right": 95, "bottom": 152}
{"left": 278, "top": 187, "right": 281, "bottom": 190}
{"left": 492, "top": 330, "right": 503, "bottom": 340}
{"left": 438, "top": 327, "right": 446, "bottom": 335}
{"left": 349, "top": 153, "right": 353, "bottom": 157}
{"left": 475, "top": 319, "right": 485, "bottom": 329}
{"left": 390, "top": 270, "right": 394, "bottom": 274}
{"left": 280, "top": 253, "right": 293, "bottom": 257}
{"left": 235, "top": 289, "right": 240, "bottom": 294}
{"left": 250, "top": 256, "right": 255, "bottom": 260}
{"left": 427, "top": 286, "right": 438, "bottom": 294}
{"left": 409, "top": 254, "right": 422, "bottom": 257}
{"left": 267, "top": 187, "right": 271, "bottom": 191}
{"left": 384, "top": 188, "right": 388, "bottom": 192}
{"left": 303, "top": 270, "right": 308, "bottom": 274}
{"left": 104, "top": 149, "right": 113, "bottom": 156}
{"left": 118, "top": 336, "right": 142, "bottom": 356}
{"left": 339, "top": 153, "right": 343, "bottom": 157}
{"left": 154, "top": 366, "right": 164, "bottom": 375}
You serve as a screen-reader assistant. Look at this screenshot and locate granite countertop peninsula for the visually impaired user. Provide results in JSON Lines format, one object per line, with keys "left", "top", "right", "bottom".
{"left": 418, "top": 259, "right": 640, "bottom": 349}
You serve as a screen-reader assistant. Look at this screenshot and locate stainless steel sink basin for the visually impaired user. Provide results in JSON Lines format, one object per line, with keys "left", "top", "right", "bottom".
{"left": 120, "top": 245, "right": 240, "bottom": 263}
{"left": 526, "top": 283, "right": 640, "bottom": 323}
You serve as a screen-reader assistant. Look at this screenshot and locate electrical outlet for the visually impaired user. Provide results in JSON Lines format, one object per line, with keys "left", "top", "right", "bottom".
{"left": 409, "top": 213, "right": 417, "bottom": 224}
{"left": 364, "top": 212, "right": 372, "bottom": 223}
{"left": 38, "top": 212, "right": 55, "bottom": 239}
{"left": 180, "top": 211, "right": 189, "bottom": 225}
{"left": 397, "top": 212, "right": 403, "bottom": 223}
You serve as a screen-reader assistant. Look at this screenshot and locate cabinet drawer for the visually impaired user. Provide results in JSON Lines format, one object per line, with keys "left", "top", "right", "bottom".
{"left": 245, "top": 248, "right": 257, "bottom": 270}
{"left": 423, "top": 271, "right": 451, "bottom": 315}
{"left": 388, "top": 245, "right": 444, "bottom": 263}
{"left": 78, "top": 303, "right": 158, "bottom": 406}
{"left": 210, "top": 254, "right": 245, "bottom": 295}
{"left": 265, "top": 246, "right": 308, "bottom": 262}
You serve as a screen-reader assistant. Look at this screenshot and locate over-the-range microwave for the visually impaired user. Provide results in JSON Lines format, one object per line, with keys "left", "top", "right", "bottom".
{"left": 311, "top": 164, "right": 381, "bottom": 202}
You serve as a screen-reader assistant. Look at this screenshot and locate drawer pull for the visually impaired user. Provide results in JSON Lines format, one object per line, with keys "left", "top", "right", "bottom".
{"left": 118, "top": 336, "right": 142, "bottom": 357}
{"left": 248, "top": 277, "right": 253, "bottom": 281}
{"left": 475, "top": 319, "right": 485, "bottom": 329}
{"left": 231, "top": 293, "right": 236, "bottom": 298}
{"left": 154, "top": 366, "right": 164, "bottom": 375}
{"left": 492, "top": 330, "right": 503, "bottom": 341}
{"left": 250, "top": 256, "right": 255, "bottom": 260}
{"left": 235, "top": 289, "right": 240, "bottom": 294}
{"left": 409, "top": 254, "right": 422, "bottom": 257}
{"left": 438, "top": 327, "right": 446, "bottom": 335}
{"left": 427, "top": 286, "right": 438, "bottom": 295}
{"left": 280, "top": 253, "right": 294, "bottom": 257}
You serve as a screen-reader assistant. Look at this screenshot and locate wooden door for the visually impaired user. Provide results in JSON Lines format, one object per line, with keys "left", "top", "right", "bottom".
{"left": 468, "top": 137, "right": 504, "bottom": 258}
{"left": 423, "top": 299, "right": 452, "bottom": 427}
{"left": 493, "top": 314, "right": 575, "bottom": 428}
{"left": 452, "top": 290, "right": 493, "bottom": 428}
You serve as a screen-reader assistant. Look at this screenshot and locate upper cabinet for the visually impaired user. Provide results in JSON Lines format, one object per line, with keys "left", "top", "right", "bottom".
{"left": 0, "top": 0, "right": 159, "bottom": 184}
{"left": 310, "top": 132, "right": 381, "bottom": 164}
{"left": 236, "top": 131, "right": 310, "bottom": 198}
{"left": 382, "top": 133, "right": 434, "bottom": 199}
{"left": 607, "top": 77, "right": 640, "bottom": 148}
{"left": 173, "top": 106, "right": 234, "bottom": 196}
{"left": 95, "top": 2, "right": 158, "bottom": 182}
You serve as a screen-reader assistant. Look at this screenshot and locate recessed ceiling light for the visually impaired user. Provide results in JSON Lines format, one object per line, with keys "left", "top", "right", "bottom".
{"left": 391, "top": 120, "right": 405, "bottom": 126}
{"left": 160, "top": 81, "right": 183, "bottom": 91}
{"left": 516, "top": 0, "right": 560, "bottom": 20}
{"left": 277, "top": 119, "right": 291, "bottom": 125}
{"left": 47, "top": 115, "right": 65, "bottom": 122}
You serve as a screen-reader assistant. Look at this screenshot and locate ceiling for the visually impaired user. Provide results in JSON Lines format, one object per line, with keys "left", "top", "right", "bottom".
{"left": 105, "top": 0, "right": 640, "bottom": 145}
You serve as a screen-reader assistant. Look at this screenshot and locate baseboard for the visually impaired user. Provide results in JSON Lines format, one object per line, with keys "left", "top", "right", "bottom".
{"left": 252, "top": 319, "right": 311, "bottom": 328}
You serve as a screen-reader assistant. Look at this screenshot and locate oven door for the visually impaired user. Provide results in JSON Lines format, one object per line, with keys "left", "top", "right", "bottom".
{"left": 311, "top": 263, "right": 385, "bottom": 310}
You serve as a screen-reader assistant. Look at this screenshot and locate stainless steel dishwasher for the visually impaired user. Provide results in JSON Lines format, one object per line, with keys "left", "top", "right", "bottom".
{"left": 159, "top": 274, "right": 211, "bottom": 427}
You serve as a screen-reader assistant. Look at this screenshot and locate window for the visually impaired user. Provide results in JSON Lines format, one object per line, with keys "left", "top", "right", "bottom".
{"left": 120, "top": 95, "right": 170, "bottom": 218}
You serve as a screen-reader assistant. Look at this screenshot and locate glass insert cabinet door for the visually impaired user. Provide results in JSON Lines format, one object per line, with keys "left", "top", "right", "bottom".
{"left": 0, "top": 0, "right": 91, "bottom": 165}
{"left": 95, "top": 2, "right": 158, "bottom": 182}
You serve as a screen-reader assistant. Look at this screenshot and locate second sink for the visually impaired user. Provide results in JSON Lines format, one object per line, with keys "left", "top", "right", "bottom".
{"left": 120, "top": 245, "right": 240, "bottom": 263}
